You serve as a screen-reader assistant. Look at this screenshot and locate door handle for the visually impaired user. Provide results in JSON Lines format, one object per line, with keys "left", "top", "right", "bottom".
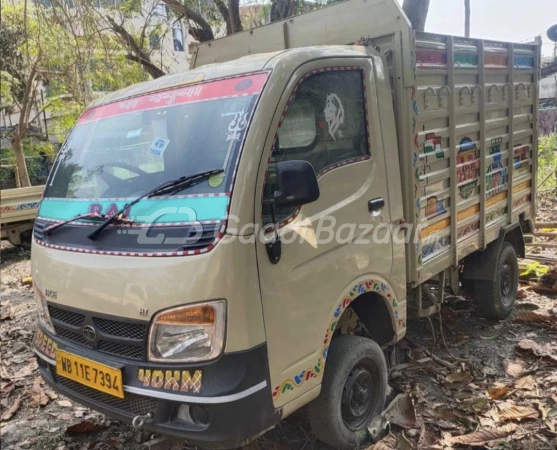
{"left": 368, "top": 198, "right": 385, "bottom": 216}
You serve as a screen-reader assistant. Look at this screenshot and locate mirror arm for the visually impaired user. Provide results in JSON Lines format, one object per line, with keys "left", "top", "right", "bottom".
{"left": 264, "top": 199, "right": 282, "bottom": 265}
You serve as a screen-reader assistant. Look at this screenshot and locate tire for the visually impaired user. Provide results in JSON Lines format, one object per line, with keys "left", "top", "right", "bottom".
{"left": 308, "top": 335, "right": 388, "bottom": 450}
{"left": 474, "top": 242, "right": 518, "bottom": 319}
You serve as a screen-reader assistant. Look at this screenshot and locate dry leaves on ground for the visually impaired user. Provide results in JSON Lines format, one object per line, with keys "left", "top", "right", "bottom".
{"left": 504, "top": 359, "right": 527, "bottom": 377}
{"left": 28, "top": 377, "right": 49, "bottom": 407}
{"left": 66, "top": 418, "right": 108, "bottom": 434}
{"left": 444, "top": 424, "right": 518, "bottom": 447}
{"left": 516, "top": 339, "right": 557, "bottom": 363}
{"left": 515, "top": 376, "right": 536, "bottom": 391}
{"left": 366, "top": 433, "right": 397, "bottom": 450}
{"left": 1, "top": 395, "right": 21, "bottom": 421}
{"left": 384, "top": 394, "right": 416, "bottom": 430}
{"left": 499, "top": 405, "right": 539, "bottom": 421}
{"left": 488, "top": 385, "right": 510, "bottom": 399}
{"left": 514, "top": 311, "right": 556, "bottom": 325}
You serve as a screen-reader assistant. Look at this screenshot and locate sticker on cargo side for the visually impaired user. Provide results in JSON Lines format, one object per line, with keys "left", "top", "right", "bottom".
{"left": 148, "top": 138, "right": 170, "bottom": 157}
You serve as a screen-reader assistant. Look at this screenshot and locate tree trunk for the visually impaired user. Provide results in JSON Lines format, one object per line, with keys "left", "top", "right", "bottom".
{"left": 270, "top": 0, "right": 291, "bottom": 22}
{"left": 464, "top": 0, "right": 470, "bottom": 37}
{"left": 213, "top": 0, "right": 232, "bottom": 35}
{"left": 227, "top": 0, "right": 241, "bottom": 33}
{"left": 12, "top": 133, "right": 31, "bottom": 187}
{"left": 402, "top": 0, "right": 430, "bottom": 31}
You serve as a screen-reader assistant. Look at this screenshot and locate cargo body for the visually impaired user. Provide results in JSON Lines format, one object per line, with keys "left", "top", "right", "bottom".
{"left": 1, "top": 185, "right": 43, "bottom": 245}
{"left": 31, "top": 0, "right": 539, "bottom": 448}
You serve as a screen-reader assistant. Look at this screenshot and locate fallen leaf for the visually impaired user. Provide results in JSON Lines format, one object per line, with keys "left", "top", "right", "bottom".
{"left": 499, "top": 405, "right": 539, "bottom": 421}
{"left": 516, "top": 339, "right": 557, "bottom": 363}
{"left": 57, "top": 400, "right": 72, "bottom": 408}
{"left": 0, "top": 366, "right": 11, "bottom": 380}
{"left": 488, "top": 385, "right": 510, "bottom": 399}
{"left": 21, "top": 277, "right": 33, "bottom": 285}
{"left": 514, "top": 311, "right": 556, "bottom": 325}
{"left": 504, "top": 359, "right": 526, "bottom": 378}
{"left": 66, "top": 419, "right": 108, "bottom": 434}
{"left": 12, "top": 360, "right": 38, "bottom": 380}
{"left": 367, "top": 433, "right": 397, "bottom": 450}
{"left": 0, "top": 306, "right": 13, "bottom": 321}
{"left": 515, "top": 376, "right": 536, "bottom": 391}
{"left": 460, "top": 397, "right": 489, "bottom": 413}
{"left": 446, "top": 372, "right": 473, "bottom": 384}
{"left": 547, "top": 408, "right": 557, "bottom": 418}
{"left": 383, "top": 394, "right": 416, "bottom": 430}
{"left": 28, "top": 378, "right": 49, "bottom": 407}
{"left": 397, "top": 432, "right": 413, "bottom": 450}
{"left": 45, "top": 389, "right": 58, "bottom": 400}
{"left": 1, "top": 395, "right": 21, "bottom": 421}
{"left": 445, "top": 424, "right": 517, "bottom": 446}
{"left": 426, "top": 407, "right": 459, "bottom": 422}
{"left": 0, "top": 381, "right": 15, "bottom": 398}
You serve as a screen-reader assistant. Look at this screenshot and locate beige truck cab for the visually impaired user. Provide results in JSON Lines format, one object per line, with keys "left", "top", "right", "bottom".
{"left": 32, "top": 0, "right": 539, "bottom": 448}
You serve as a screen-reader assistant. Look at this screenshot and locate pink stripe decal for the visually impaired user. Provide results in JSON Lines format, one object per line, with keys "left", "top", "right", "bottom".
{"left": 78, "top": 74, "right": 269, "bottom": 124}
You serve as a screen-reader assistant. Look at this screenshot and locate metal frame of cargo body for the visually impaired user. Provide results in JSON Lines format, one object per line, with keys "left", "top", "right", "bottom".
{"left": 412, "top": 32, "right": 540, "bottom": 286}
{"left": 191, "top": 0, "right": 540, "bottom": 289}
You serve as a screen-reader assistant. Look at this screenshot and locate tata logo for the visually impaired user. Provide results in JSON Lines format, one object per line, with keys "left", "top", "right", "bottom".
{"left": 82, "top": 325, "right": 97, "bottom": 342}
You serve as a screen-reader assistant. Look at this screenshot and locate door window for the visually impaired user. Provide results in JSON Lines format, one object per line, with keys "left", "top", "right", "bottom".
{"left": 262, "top": 69, "right": 370, "bottom": 224}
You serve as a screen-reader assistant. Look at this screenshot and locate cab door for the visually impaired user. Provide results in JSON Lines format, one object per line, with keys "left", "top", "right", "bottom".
{"left": 255, "top": 58, "right": 394, "bottom": 407}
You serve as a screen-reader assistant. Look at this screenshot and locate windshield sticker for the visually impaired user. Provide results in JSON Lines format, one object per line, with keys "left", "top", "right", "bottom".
{"left": 78, "top": 73, "right": 269, "bottom": 125}
{"left": 126, "top": 128, "right": 142, "bottom": 139}
{"left": 148, "top": 85, "right": 203, "bottom": 106}
{"left": 148, "top": 138, "right": 170, "bottom": 157}
{"left": 324, "top": 93, "right": 345, "bottom": 141}
{"left": 208, "top": 172, "right": 225, "bottom": 188}
{"left": 225, "top": 109, "right": 249, "bottom": 142}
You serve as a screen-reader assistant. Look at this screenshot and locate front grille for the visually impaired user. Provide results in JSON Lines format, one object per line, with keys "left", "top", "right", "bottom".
{"left": 54, "top": 326, "right": 92, "bottom": 347}
{"left": 33, "top": 220, "right": 46, "bottom": 241}
{"left": 49, "top": 306, "right": 85, "bottom": 328}
{"left": 48, "top": 303, "right": 148, "bottom": 361}
{"left": 98, "top": 341, "right": 144, "bottom": 360}
{"left": 56, "top": 376, "right": 157, "bottom": 416}
{"left": 93, "top": 318, "right": 147, "bottom": 340}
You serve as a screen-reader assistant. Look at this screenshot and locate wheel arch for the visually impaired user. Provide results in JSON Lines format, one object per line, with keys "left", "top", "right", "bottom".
{"left": 339, "top": 291, "right": 397, "bottom": 346}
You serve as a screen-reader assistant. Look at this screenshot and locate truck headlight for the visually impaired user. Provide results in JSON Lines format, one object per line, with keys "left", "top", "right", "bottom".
{"left": 34, "top": 284, "right": 55, "bottom": 335}
{"left": 148, "top": 301, "right": 226, "bottom": 363}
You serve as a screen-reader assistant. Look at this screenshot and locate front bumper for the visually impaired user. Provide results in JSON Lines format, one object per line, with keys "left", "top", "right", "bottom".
{"left": 34, "top": 326, "right": 280, "bottom": 449}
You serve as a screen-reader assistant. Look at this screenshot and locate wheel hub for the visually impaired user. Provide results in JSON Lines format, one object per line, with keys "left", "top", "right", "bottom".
{"left": 341, "top": 365, "right": 374, "bottom": 430}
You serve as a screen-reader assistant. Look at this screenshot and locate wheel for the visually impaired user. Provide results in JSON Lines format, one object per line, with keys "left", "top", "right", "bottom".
{"left": 308, "top": 335, "right": 388, "bottom": 450}
{"left": 474, "top": 242, "right": 518, "bottom": 319}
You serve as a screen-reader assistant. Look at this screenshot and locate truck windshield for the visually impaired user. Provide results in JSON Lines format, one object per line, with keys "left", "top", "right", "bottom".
{"left": 44, "top": 73, "right": 268, "bottom": 201}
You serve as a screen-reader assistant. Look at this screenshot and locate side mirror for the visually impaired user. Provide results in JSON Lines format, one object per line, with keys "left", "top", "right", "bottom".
{"left": 274, "top": 160, "right": 320, "bottom": 208}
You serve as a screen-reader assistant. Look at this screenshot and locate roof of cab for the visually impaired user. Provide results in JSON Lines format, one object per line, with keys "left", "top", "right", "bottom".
{"left": 87, "top": 46, "right": 369, "bottom": 109}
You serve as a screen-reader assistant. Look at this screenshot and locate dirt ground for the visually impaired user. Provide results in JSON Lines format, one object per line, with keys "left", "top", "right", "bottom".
{"left": 1, "top": 194, "right": 556, "bottom": 450}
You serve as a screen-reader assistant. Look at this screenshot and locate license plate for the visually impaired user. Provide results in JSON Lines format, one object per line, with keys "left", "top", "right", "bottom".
{"left": 55, "top": 350, "right": 124, "bottom": 399}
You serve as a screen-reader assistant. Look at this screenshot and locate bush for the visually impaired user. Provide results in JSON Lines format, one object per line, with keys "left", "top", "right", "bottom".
{"left": 538, "top": 133, "right": 557, "bottom": 191}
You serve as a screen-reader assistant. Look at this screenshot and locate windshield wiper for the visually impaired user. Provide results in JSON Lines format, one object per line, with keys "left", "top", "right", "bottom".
{"left": 87, "top": 168, "right": 224, "bottom": 241}
{"left": 44, "top": 213, "right": 105, "bottom": 236}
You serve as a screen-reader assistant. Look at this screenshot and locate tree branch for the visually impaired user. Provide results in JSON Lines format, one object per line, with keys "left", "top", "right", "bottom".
{"left": 106, "top": 15, "right": 165, "bottom": 78}
{"left": 160, "top": 0, "right": 215, "bottom": 42}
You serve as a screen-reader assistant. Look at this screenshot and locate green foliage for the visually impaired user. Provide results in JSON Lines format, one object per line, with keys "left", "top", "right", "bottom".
{"left": 0, "top": 136, "right": 57, "bottom": 189}
{"left": 538, "top": 133, "right": 557, "bottom": 190}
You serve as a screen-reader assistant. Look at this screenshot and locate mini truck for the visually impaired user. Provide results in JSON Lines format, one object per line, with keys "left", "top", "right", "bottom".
{"left": 31, "top": 0, "right": 540, "bottom": 448}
